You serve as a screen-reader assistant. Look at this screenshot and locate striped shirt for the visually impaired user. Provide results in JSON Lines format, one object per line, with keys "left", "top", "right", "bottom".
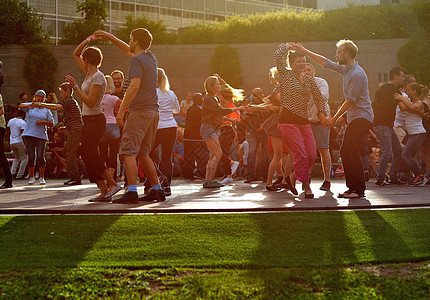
{"left": 59, "top": 97, "right": 83, "bottom": 131}
{"left": 274, "top": 44, "right": 326, "bottom": 124}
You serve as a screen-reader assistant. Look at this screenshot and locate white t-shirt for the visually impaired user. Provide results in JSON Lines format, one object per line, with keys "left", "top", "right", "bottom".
{"left": 81, "top": 71, "right": 106, "bottom": 116}
{"left": 157, "top": 88, "right": 180, "bottom": 129}
{"left": 7, "top": 117, "right": 26, "bottom": 144}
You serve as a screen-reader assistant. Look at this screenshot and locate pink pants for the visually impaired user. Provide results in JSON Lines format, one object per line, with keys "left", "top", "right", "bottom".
{"left": 278, "top": 123, "right": 316, "bottom": 183}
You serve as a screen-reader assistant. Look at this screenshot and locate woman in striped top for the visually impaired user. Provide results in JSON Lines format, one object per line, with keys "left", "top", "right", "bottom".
{"left": 274, "top": 43, "right": 329, "bottom": 198}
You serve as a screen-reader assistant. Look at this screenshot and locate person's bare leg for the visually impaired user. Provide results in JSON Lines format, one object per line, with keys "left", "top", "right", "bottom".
{"left": 267, "top": 137, "right": 283, "bottom": 186}
{"left": 205, "top": 138, "right": 222, "bottom": 182}
{"left": 137, "top": 156, "right": 160, "bottom": 186}
{"left": 94, "top": 179, "right": 108, "bottom": 199}
{"left": 101, "top": 169, "right": 117, "bottom": 193}
{"left": 124, "top": 155, "right": 138, "bottom": 186}
{"left": 319, "top": 148, "right": 332, "bottom": 182}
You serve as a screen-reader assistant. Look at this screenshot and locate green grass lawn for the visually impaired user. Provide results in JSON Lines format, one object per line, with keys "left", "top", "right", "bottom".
{"left": 1, "top": 209, "right": 429, "bottom": 298}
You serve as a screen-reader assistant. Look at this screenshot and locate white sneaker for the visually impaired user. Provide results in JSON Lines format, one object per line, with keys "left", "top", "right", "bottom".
{"left": 220, "top": 177, "right": 234, "bottom": 185}
{"left": 231, "top": 161, "right": 240, "bottom": 175}
{"left": 39, "top": 178, "right": 46, "bottom": 185}
{"left": 28, "top": 177, "right": 35, "bottom": 185}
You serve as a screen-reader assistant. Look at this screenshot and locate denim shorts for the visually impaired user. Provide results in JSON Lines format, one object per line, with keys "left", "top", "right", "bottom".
{"left": 200, "top": 124, "right": 221, "bottom": 141}
{"left": 101, "top": 123, "right": 121, "bottom": 142}
{"left": 310, "top": 123, "right": 329, "bottom": 149}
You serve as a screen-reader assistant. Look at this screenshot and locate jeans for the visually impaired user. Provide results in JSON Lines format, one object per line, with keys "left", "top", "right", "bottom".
{"left": 100, "top": 123, "right": 120, "bottom": 171}
{"left": 23, "top": 135, "right": 46, "bottom": 168}
{"left": 278, "top": 123, "right": 316, "bottom": 183}
{"left": 0, "top": 127, "right": 12, "bottom": 184}
{"left": 340, "top": 118, "right": 371, "bottom": 194}
{"left": 402, "top": 133, "right": 427, "bottom": 177}
{"left": 150, "top": 127, "right": 177, "bottom": 184}
{"left": 81, "top": 114, "right": 106, "bottom": 183}
{"left": 66, "top": 128, "right": 82, "bottom": 181}
{"left": 374, "top": 125, "right": 402, "bottom": 182}
{"left": 247, "top": 131, "right": 269, "bottom": 179}
{"left": 10, "top": 142, "right": 28, "bottom": 177}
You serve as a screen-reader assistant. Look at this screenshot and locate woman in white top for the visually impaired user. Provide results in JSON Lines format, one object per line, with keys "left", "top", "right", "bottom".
{"left": 148, "top": 68, "right": 180, "bottom": 196}
{"left": 66, "top": 34, "right": 120, "bottom": 201}
{"left": 100, "top": 75, "right": 122, "bottom": 179}
{"left": 395, "top": 82, "right": 427, "bottom": 186}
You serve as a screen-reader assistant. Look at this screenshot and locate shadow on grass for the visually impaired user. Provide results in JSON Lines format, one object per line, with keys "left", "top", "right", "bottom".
{"left": 0, "top": 215, "right": 120, "bottom": 269}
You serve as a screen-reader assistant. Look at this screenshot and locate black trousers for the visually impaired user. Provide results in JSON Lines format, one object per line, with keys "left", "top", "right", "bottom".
{"left": 183, "top": 140, "right": 208, "bottom": 179}
{"left": 0, "top": 127, "right": 12, "bottom": 184}
{"left": 81, "top": 114, "right": 106, "bottom": 183}
{"left": 340, "top": 118, "right": 372, "bottom": 194}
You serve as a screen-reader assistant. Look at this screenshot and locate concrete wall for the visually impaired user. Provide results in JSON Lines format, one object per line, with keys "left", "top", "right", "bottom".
{"left": 0, "top": 38, "right": 408, "bottom": 114}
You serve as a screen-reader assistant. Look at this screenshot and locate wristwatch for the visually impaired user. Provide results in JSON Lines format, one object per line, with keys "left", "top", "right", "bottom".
{"left": 73, "top": 84, "right": 78, "bottom": 90}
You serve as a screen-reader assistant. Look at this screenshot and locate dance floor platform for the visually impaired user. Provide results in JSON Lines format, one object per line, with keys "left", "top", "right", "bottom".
{"left": 1, "top": 178, "right": 429, "bottom": 214}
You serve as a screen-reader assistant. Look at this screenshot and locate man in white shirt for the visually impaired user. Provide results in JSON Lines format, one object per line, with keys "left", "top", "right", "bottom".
{"left": 7, "top": 109, "right": 28, "bottom": 179}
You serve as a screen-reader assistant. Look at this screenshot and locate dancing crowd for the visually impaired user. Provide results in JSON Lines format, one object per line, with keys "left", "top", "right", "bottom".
{"left": 0, "top": 28, "right": 429, "bottom": 203}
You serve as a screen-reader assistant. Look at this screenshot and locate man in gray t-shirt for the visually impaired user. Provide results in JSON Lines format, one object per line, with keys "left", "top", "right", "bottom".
{"left": 293, "top": 40, "right": 374, "bottom": 199}
{"left": 95, "top": 28, "right": 165, "bottom": 204}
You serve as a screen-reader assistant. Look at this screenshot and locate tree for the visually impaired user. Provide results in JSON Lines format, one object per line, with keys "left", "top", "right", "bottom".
{"left": 0, "top": 0, "right": 49, "bottom": 44}
{"left": 116, "top": 15, "right": 176, "bottom": 44}
{"left": 24, "top": 45, "right": 58, "bottom": 93}
{"left": 60, "top": 0, "right": 107, "bottom": 44}
{"left": 210, "top": 45, "right": 241, "bottom": 88}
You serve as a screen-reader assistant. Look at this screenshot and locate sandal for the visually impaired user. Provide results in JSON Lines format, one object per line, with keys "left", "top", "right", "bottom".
{"left": 304, "top": 192, "right": 314, "bottom": 199}
{"left": 266, "top": 185, "right": 280, "bottom": 191}
{"left": 286, "top": 175, "right": 298, "bottom": 196}
{"left": 88, "top": 196, "right": 112, "bottom": 202}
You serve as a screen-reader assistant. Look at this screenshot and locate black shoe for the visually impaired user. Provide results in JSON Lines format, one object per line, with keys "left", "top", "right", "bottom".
{"left": 64, "top": 180, "right": 82, "bottom": 186}
{"left": 163, "top": 186, "right": 171, "bottom": 196}
{"left": 112, "top": 191, "right": 139, "bottom": 204}
{"left": 139, "top": 188, "right": 166, "bottom": 202}
{"left": 285, "top": 175, "right": 298, "bottom": 195}
{"left": 0, "top": 183, "right": 13, "bottom": 189}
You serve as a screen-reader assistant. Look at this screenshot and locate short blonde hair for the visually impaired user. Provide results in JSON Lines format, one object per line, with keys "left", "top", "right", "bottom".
{"left": 105, "top": 75, "right": 116, "bottom": 94}
{"left": 336, "top": 39, "right": 358, "bottom": 59}
{"left": 204, "top": 76, "right": 218, "bottom": 96}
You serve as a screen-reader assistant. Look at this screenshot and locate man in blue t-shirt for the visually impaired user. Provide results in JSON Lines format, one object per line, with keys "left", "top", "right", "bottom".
{"left": 292, "top": 40, "right": 374, "bottom": 199}
{"left": 95, "top": 28, "right": 165, "bottom": 204}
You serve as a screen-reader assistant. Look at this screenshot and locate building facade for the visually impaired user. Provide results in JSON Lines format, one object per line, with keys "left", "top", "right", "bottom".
{"left": 22, "top": 0, "right": 317, "bottom": 43}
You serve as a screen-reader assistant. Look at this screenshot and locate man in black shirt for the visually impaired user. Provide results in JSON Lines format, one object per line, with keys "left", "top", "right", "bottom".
{"left": 373, "top": 66, "right": 405, "bottom": 186}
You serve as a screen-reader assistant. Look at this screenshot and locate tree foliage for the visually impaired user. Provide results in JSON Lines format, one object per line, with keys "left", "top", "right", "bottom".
{"left": 210, "top": 45, "right": 241, "bottom": 88}
{"left": 0, "top": 0, "right": 49, "bottom": 44}
{"left": 24, "top": 45, "right": 58, "bottom": 93}
{"left": 116, "top": 15, "right": 176, "bottom": 44}
{"left": 177, "top": 2, "right": 426, "bottom": 44}
{"left": 60, "top": 0, "right": 107, "bottom": 45}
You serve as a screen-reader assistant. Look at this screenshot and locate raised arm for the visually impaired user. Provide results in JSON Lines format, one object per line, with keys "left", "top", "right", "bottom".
{"left": 73, "top": 35, "right": 97, "bottom": 73}
{"left": 94, "top": 30, "right": 134, "bottom": 58}
{"left": 274, "top": 43, "right": 293, "bottom": 77}
{"left": 291, "top": 43, "right": 327, "bottom": 67}
{"left": 37, "top": 102, "right": 63, "bottom": 111}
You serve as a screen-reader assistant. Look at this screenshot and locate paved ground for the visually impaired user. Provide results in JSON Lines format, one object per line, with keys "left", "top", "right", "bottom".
{"left": 1, "top": 178, "right": 429, "bottom": 214}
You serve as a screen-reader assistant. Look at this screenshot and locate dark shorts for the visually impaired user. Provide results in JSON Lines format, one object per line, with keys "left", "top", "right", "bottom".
{"left": 200, "top": 123, "right": 221, "bottom": 141}
{"left": 119, "top": 110, "right": 159, "bottom": 157}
